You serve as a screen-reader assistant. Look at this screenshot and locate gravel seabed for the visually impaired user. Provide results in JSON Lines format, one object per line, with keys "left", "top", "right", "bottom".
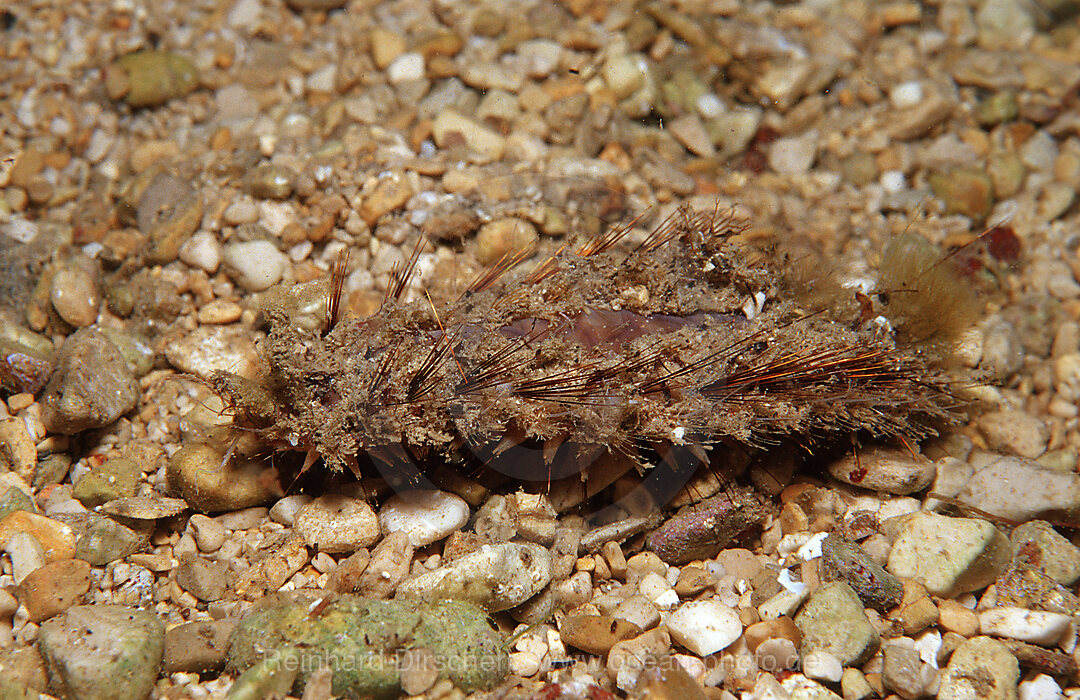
{"left": 3, "top": 0, "right": 1080, "bottom": 699}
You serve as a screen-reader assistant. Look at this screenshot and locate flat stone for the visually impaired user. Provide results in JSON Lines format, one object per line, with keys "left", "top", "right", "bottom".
{"left": 0, "top": 419, "right": 36, "bottom": 482}
{"left": 38, "top": 605, "right": 164, "bottom": 700}
{"left": 938, "top": 636, "right": 1018, "bottom": 700}
{"left": 1012, "top": 520, "right": 1080, "bottom": 586}
{"left": 978, "top": 607, "right": 1072, "bottom": 646}
{"left": 646, "top": 487, "right": 765, "bottom": 565}
{"left": 5, "top": 530, "right": 45, "bottom": 584}
{"left": 294, "top": 495, "right": 379, "bottom": 553}
{"left": 51, "top": 512, "right": 149, "bottom": 566}
{"left": 378, "top": 490, "right": 470, "bottom": 547}
{"left": 40, "top": 328, "right": 139, "bottom": 435}
{"left": 977, "top": 409, "right": 1050, "bottom": 458}
{"left": 163, "top": 619, "right": 236, "bottom": 674}
{"left": 957, "top": 456, "right": 1080, "bottom": 522}
{"left": 16, "top": 558, "right": 91, "bottom": 622}
{"left": 397, "top": 542, "right": 552, "bottom": 612}
{"left": 666, "top": 598, "right": 743, "bottom": 656}
{"left": 560, "top": 614, "right": 643, "bottom": 656}
{"left": 100, "top": 495, "right": 187, "bottom": 520}
{"left": 820, "top": 534, "right": 904, "bottom": 611}
{"left": 886, "top": 512, "right": 1011, "bottom": 597}
{"left": 794, "top": 582, "right": 880, "bottom": 666}
{"left": 827, "top": 447, "right": 936, "bottom": 495}
{"left": 0, "top": 511, "right": 76, "bottom": 562}
{"left": 164, "top": 325, "right": 261, "bottom": 380}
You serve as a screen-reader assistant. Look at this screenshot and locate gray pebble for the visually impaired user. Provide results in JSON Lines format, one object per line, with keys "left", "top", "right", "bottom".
{"left": 957, "top": 456, "right": 1080, "bottom": 522}
{"left": 827, "top": 446, "right": 936, "bottom": 495}
{"left": 1012, "top": 520, "right": 1080, "bottom": 586}
{"left": 51, "top": 512, "right": 149, "bottom": 566}
{"left": 268, "top": 495, "right": 312, "bottom": 526}
{"left": 794, "top": 582, "right": 880, "bottom": 666}
{"left": 820, "top": 534, "right": 903, "bottom": 612}
{"left": 163, "top": 619, "right": 236, "bottom": 674}
{"left": 976, "top": 409, "right": 1049, "bottom": 459}
{"left": 938, "top": 636, "right": 1018, "bottom": 700}
{"left": 175, "top": 558, "right": 228, "bottom": 601}
{"left": 40, "top": 328, "right": 139, "bottom": 435}
{"left": 37, "top": 604, "right": 164, "bottom": 700}
{"left": 646, "top": 487, "right": 765, "bottom": 565}
{"left": 136, "top": 172, "right": 204, "bottom": 264}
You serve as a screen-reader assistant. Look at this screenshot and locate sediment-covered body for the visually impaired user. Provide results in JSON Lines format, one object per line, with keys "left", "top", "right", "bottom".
{"left": 215, "top": 207, "right": 971, "bottom": 480}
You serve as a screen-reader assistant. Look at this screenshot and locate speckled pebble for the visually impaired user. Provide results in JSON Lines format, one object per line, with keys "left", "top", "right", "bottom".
{"left": 40, "top": 328, "right": 139, "bottom": 435}
{"left": 957, "top": 456, "right": 1080, "bottom": 522}
{"left": 977, "top": 409, "right": 1050, "bottom": 459}
{"left": 294, "top": 494, "right": 380, "bottom": 553}
{"left": 397, "top": 542, "right": 552, "bottom": 611}
{"left": 978, "top": 607, "right": 1071, "bottom": 646}
{"left": 163, "top": 325, "right": 261, "bottom": 380}
{"left": 378, "top": 490, "right": 469, "bottom": 547}
{"left": 827, "top": 446, "right": 936, "bottom": 495}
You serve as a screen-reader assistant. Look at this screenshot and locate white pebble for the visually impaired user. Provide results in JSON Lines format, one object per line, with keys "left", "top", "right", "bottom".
{"left": 222, "top": 199, "right": 259, "bottom": 226}
{"left": 881, "top": 170, "right": 906, "bottom": 192}
{"left": 667, "top": 599, "right": 743, "bottom": 656}
{"left": 768, "top": 132, "right": 818, "bottom": 176}
{"left": 978, "top": 607, "right": 1072, "bottom": 646}
{"left": 378, "top": 490, "right": 469, "bottom": 547}
{"left": 179, "top": 231, "right": 222, "bottom": 273}
{"left": 696, "top": 93, "right": 725, "bottom": 119}
{"left": 891, "top": 81, "right": 924, "bottom": 108}
{"left": 223, "top": 240, "right": 288, "bottom": 291}
{"left": 1018, "top": 673, "right": 1063, "bottom": 700}
{"left": 802, "top": 650, "right": 843, "bottom": 682}
{"left": 387, "top": 52, "right": 425, "bottom": 84}
{"left": 258, "top": 201, "right": 297, "bottom": 237}
{"left": 5, "top": 531, "right": 45, "bottom": 585}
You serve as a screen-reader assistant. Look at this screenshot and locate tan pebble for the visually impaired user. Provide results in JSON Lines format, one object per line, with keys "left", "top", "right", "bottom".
{"left": 674, "top": 565, "right": 715, "bottom": 597}
{"left": 779, "top": 502, "right": 809, "bottom": 534}
{"left": 937, "top": 599, "right": 979, "bottom": 637}
{"left": 743, "top": 616, "right": 802, "bottom": 652}
{"left": 0, "top": 511, "right": 76, "bottom": 562}
{"left": 607, "top": 628, "right": 671, "bottom": 690}
{"left": 432, "top": 109, "right": 506, "bottom": 160}
{"left": 356, "top": 531, "right": 412, "bottom": 598}
{"left": 560, "top": 614, "right": 643, "bottom": 655}
{"left": 325, "top": 549, "right": 371, "bottom": 593}
{"left": 612, "top": 594, "right": 661, "bottom": 630}
{"left": 370, "top": 28, "right": 406, "bottom": 70}
{"left": 8, "top": 148, "right": 44, "bottom": 188}
{"left": 602, "top": 540, "right": 628, "bottom": 579}
{"left": 129, "top": 139, "right": 180, "bottom": 173}
{"left": 0, "top": 418, "right": 37, "bottom": 481}
{"left": 892, "top": 579, "right": 939, "bottom": 634}
{"left": 16, "top": 558, "right": 91, "bottom": 622}
{"left": 50, "top": 267, "right": 100, "bottom": 328}
{"left": 475, "top": 218, "right": 539, "bottom": 265}
{"left": 197, "top": 299, "right": 243, "bottom": 325}
{"left": 6, "top": 393, "right": 33, "bottom": 412}
{"left": 359, "top": 171, "right": 412, "bottom": 227}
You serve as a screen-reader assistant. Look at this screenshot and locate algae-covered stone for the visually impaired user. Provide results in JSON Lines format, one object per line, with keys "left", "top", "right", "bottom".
{"left": 820, "top": 534, "right": 903, "bottom": 612}
{"left": 51, "top": 512, "right": 149, "bottom": 566}
{"left": 167, "top": 443, "right": 277, "bottom": 513}
{"left": 226, "top": 596, "right": 507, "bottom": 698}
{"left": 937, "top": 636, "right": 1018, "bottom": 700}
{"left": 395, "top": 542, "right": 552, "bottom": 611}
{"left": 886, "top": 511, "right": 1011, "bottom": 597}
{"left": 37, "top": 604, "right": 164, "bottom": 700}
{"left": 104, "top": 50, "right": 198, "bottom": 108}
{"left": 0, "top": 486, "right": 35, "bottom": 522}
{"left": 73, "top": 458, "right": 141, "bottom": 508}
{"left": 646, "top": 487, "right": 765, "bottom": 565}
{"left": 40, "top": 328, "right": 139, "bottom": 435}
{"left": 794, "top": 582, "right": 880, "bottom": 666}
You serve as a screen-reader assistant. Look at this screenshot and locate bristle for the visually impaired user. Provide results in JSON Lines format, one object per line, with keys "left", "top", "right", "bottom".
{"left": 324, "top": 249, "right": 349, "bottom": 334}
{"left": 384, "top": 236, "right": 427, "bottom": 305}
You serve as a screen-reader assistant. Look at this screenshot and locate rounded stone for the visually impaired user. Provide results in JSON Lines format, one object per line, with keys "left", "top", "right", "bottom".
{"left": 378, "top": 490, "right": 469, "bottom": 547}
{"left": 294, "top": 495, "right": 380, "bottom": 553}
{"left": 222, "top": 240, "right": 288, "bottom": 292}
{"left": 50, "top": 267, "right": 100, "bottom": 328}
{"left": 40, "top": 328, "right": 139, "bottom": 435}
{"left": 827, "top": 446, "right": 936, "bottom": 495}
{"left": 666, "top": 598, "right": 743, "bottom": 656}
{"left": 166, "top": 443, "right": 277, "bottom": 513}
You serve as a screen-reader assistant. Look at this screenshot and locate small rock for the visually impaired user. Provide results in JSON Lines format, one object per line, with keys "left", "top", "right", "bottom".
{"left": 646, "top": 487, "right": 764, "bottom": 565}
{"left": 51, "top": 512, "right": 148, "bottom": 566}
{"left": 5, "top": 530, "right": 45, "bottom": 584}
{"left": 370, "top": 28, "right": 406, "bottom": 70}
{"left": 957, "top": 456, "right": 1080, "bottom": 522}
{"left": 938, "top": 636, "right": 1018, "bottom": 700}
{"left": 768, "top": 131, "right": 818, "bottom": 175}
{"left": 397, "top": 542, "right": 552, "bottom": 612}
{"left": 40, "top": 328, "right": 139, "bottom": 434}
{"left": 794, "top": 582, "right": 880, "bottom": 666}
{"left": 928, "top": 167, "right": 994, "bottom": 219}
{"left": 103, "top": 50, "right": 198, "bottom": 107}
{"left": 882, "top": 643, "right": 927, "bottom": 700}
{"left": 134, "top": 172, "right": 204, "bottom": 264}
{"left": 976, "top": 410, "right": 1050, "bottom": 458}
{"left": 1018, "top": 673, "right": 1063, "bottom": 700}
{"left": 196, "top": 299, "right": 243, "bottom": 325}
{"left": 0, "top": 646, "right": 48, "bottom": 696}
{"left": 187, "top": 514, "right": 226, "bottom": 553}
{"left": 72, "top": 458, "right": 141, "bottom": 508}
{"left": 0, "top": 485, "right": 35, "bottom": 521}
{"left": 245, "top": 164, "right": 296, "bottom": 200}
{"left": 820, "top": 534, "right": 904, "bottom": 611}
{"left": 1012, "top": 520, "right": 1080, "bottom": 585}
{"left": 178, "top": 230, "right": 221, "bottom": 273}
{"left": 175, "top": 558, "right": 228, "bottom": 601}
{"left": 387, "top": 52, "right": 425, "bottom": 85}
{"left": 602, "top": 53, "right": 647, "bottom": 99}
{"left": 0, "top": 511, "right": 76, "bottom": 561}
{"left": 432, "top": 109, "right": 506, "bottom": 160}
{"left": 37, "top": 605, "right": 164, "bottom": 700}
{"left": 0, "top": 418, "right": 37, "bottom": 482}
{"left": 937, "top": 599, "right": 980, "bottom": 637}
{"left": 227, "top": 596, "right": 507, "bottom": 696}
{"left": 356, "top": 530, "right": 412, "bottom": 598}
{"left": 378, "top": 489, "right": 469, "bottom": 547}
{"left": 166, "top": 443, "right": 277, "bottom": 513}
{"left": 828, "top": 447, "right": 936, "bottom": 495}
{"left": 888, "top": 92, "right": 955, "bottom": 140}
{"left": 802, "top": 650, "right": 843, "bottom": 683}
{"left": 611, "top": 595, "right": 661, "bottom": 631}
{"left": 100, "top": 495, "right": 187, "bottom": 520}
{"left": 474, "top": 218, "right": 539, "bottom": 265}
{"left": 16, "top": 558, "right": 91, "bottom": 622}
{"left": 560, "top": 615, "right": 643, "bottom": 656}
{"left": 324, "top": 549, "right": 371, "bottom": 593}
{"left": 294, "top": 495, "right": 379, "bottom": 553}
{"left": 268, "top": 494, "right": 312, "bottom": 526}
{"left": 164, "top": 326, "right": 260, "bottom": 380}
{"left": 666, "top": 599, "right": 742, "bottom": 656}
{"left": 887, "top": 511, "right": 1011, "bottom": 597}
{"left": 163, "top": 619, "right": 236, "bottom": 674}
{"left": 669, "top": 114, "right": 715, "bottom": 157}
{"left": 978, "top": 607, "right": 1071, "bottom": 646}
{"left": 222, "top": 240, "right": 288, "bottom": 292}
{"left": 607, "top": 628, "right": 671, "bottom": 692}
{"left": 50, "top": 265, "right": 100, "bottom": 328}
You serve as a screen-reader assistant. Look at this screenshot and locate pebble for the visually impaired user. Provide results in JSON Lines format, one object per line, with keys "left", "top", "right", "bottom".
{"left": 607, "top": 628, "right": 671, "bottom": 692}
{"left": 928, "top": 167, "right": 994, "bottom": 218}
{"left": 794, "top": 582, "right": 880, "bottom": 666}
{"left": 820, "top": 534, "right": 903, "bottom": 611}
{"left": 163, "top": 326, "right": 261, "bottom": 380}
{"left": 176, "top": 558, "right": 228, "bottom": 601}
{"left": 100, "top": 495, "right": 187, "bottom": 520}
{"left": 268, "top": 494, "right": 313, "bottom": 526}
{"left": 887, "top": 511, "right": 1011, "bottom": 597}
{"left": 245, "top": 164, "right": 296, "bottom": 200}
{"left": 475, "top": 217, "right": 539, "bottom": 265}
{"left": 72, "top": 457, "right": 140, "bottom": 508}
{"left": 1012, "top": 520, "right": 1080, "bottom": 586}
{"left": 938, "top": 636, "right": 1018, "bottom": 700}
{"left": 560, "top": 615, "right": 643, "bottom": 656}
{"left": 50, "top": 265, "right": 100, "bottom": 328}
{"left": 397, "top": 542, "right": 552, "bottom": 612}
{"left": 187, "top": 514, "right": 226, "bottom": 553}
{"left": 163, "top": 619, "right": 235, "bottom": 674}
{"left": 230, "top": 597, "right": 506, "bottom": 696}
{"left": 222, "top": 199, "right": 259, "bottom": 226}
{"left": 937, "top": 599, "right": 980, "bottom": 637}
{"left": 40, "top": 328, "right": 139, "bottom": 435}
{"left": 957, "top": 456, "right": 1080, "bottom": 522}
{"left": 666, "top": 599, "right": 742, "bottom": 656}
{"left": 977, "top": 607, "right": 1071, "bottom": 646}
{"left": 669, "top": 114, "right": 715, "bottom": 157}
{"left": 294, "top": 495, "right": 379, "bottom": 553}
{"left": 103, "top": 50, "right": 198, "bottom": 107}
{"left": 370, "top": 28, "right": 406, "bottom": 70}
{"left": 976, "top": 409, "right": 1050, "bottom": 458}
{"left": 387, "top": 52, "right": 425, "bottom": 85}
{"left": 16, "top": 558, "right": 91, "bottom": 622}
{"left": 214, "top": 506, "right": 268, "bottom": 531}
{"left": 0, "top": 511, "right": 76, "bottom": 562}
{"left": 0, "top": 418, "right": 36, "bottom": 482}
{"left": 53, "top": 512, "right": 147, "bottom": 566}
{"left": 882, "top": 642, "right": 929, "bottom": 699}
{"left": 768, "top": 131, "right": 818, "bottom": 175}
{"left": 222, "top": 240, "right": 288, "bottom": 292}
{"left": 432, "top": 109, "right": 506, "bottom": 160}
{"left": 324, "top": 549, "right": 371, "bottom": 594}
{"left": 802, "top": 650, "right": 843, "bottom": 683}
{"left": 1018, "top": 674, "right": 1063, "bottom": 700}
{"left": 646, "top": 488, "right": 765, "bottom": 565}
{"left": 612, "top": 595, "right": 661, "bottom": 631}
{"left": 178, "top": 231, "right": 222, "bottom": 273}
{"left": 166, "top": 443, "right": 277, "bottom": 513}
{"left": 5, "top": 530, "right": 45, "bottom": 584}
{"left": 827, "top": 446, "right": 936, "bottom": 495}
{"left": 355, "top": 530, "right": 412, "bottom": 598}
{"left": 135, "top": 172, "right": 204, "bottom": 264}
{"left": 377, "top": 490, "right": 469, "bottom": 547}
